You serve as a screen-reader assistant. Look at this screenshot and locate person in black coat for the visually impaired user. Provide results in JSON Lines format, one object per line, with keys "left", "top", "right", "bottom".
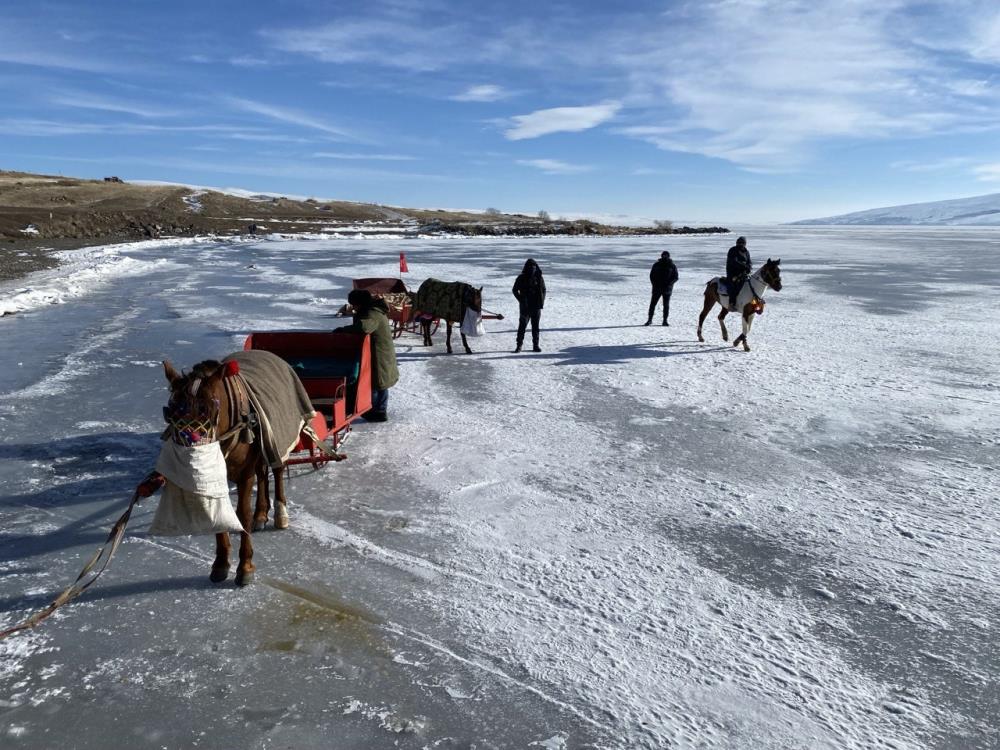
{"left": 645, "top": 250, "right": 679, "bottom": 326}
{"left": 725, "top": 236, "right": 752, "bottom": 309}
{"left": 512, "top": 258, "right": 546, "bottom": 353}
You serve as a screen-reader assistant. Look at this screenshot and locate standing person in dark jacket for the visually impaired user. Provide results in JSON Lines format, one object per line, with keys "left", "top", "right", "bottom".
{"left": 725, "top": 236, "right": 752, "bottom": 310}
{"left": 645, "top": 251, "right": 679, "bottom": 326}
{"left": 340, "top": 289, "right": 399, "bottom": 422}
{"left": 512, "top": 258, "right": 546, "bottom": 353}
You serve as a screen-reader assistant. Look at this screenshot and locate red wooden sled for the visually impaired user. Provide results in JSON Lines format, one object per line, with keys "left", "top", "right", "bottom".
{"left": 243, "top": 331, "right": 373, "bottom": 467}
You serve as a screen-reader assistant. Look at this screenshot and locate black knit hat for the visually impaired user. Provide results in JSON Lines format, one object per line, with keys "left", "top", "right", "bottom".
{"left": 347, "top": 289, "right": 373, "bottom": 308}
{"left": 661, "top": 251, "right": 670, "bottom": 259}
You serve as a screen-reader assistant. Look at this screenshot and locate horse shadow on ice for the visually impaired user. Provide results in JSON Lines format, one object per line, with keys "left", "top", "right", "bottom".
{"left": 481, "top": 341, "right": 730, "bottom": 366}
{"left": 0, "top": 432, "right": 160, "bottom": 563}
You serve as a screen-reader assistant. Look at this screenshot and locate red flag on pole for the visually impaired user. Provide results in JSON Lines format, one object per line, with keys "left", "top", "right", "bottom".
{"left": 399, "top": 251, "right": 409, "bottom": 273}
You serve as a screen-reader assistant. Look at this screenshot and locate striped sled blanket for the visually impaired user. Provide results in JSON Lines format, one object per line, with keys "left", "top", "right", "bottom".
{"left": 411, "top": 278, "right": 474, "bottom": 321}
{"left": 149, "top": 350, "right": 314, "bottom": 536}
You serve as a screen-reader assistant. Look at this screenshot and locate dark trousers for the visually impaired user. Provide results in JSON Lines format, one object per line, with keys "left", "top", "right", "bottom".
{"left": 516, "top": 309, "right": 541, "bottom": 346}
{"left": 648, "top": 289, "right": 671, "bottom": 322}
{"left": 371, "top": 388, "right": 389, "bottom": 414}
{"left": 726, "top": 276, "right": 745, "bottom": 307}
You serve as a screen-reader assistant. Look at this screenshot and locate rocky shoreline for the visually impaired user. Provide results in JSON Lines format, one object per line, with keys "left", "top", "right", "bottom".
{"left": 0, "top": 170, "right": 729, "bottom": 285}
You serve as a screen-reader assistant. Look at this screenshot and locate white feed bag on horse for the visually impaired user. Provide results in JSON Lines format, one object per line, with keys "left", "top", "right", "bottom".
{"left": 460, "top": 307, "right": 485, "bottom": 337}
{"left": 148, "top": 441, "right": 244, "bottom": 536}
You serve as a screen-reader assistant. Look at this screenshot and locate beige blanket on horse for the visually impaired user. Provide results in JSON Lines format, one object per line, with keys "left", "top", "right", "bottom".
{"left": 224, "top": 350, "right": 315, "bottom": 468}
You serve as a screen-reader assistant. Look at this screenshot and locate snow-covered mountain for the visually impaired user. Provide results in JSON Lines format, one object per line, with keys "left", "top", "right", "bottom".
{"left": 792, "top": 192, "right": 1000, "bottom": 225}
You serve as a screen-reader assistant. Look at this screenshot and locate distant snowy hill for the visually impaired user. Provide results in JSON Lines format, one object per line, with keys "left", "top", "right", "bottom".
{"left": 792, "top": 192, "right": 1000, "bottom": 225}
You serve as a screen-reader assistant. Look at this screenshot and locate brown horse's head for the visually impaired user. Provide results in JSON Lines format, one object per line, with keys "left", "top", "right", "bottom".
{"left": 162, "top": 359, "right": 236, "bottom": 446}
{"left": 761, "top": 258, "right": 782, "bottom": 291}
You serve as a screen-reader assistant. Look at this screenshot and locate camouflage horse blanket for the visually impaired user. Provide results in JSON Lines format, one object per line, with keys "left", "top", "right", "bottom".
{"left": 411, "top": 278, "right": 474, "bottom": 322}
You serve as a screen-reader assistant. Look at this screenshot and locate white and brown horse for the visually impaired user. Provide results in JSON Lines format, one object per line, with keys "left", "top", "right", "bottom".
{"left": 697, "top": 259, "right": 782, "bottom": 352}
{"left": 162, "top": 358, "right": 288, "bottom": 586}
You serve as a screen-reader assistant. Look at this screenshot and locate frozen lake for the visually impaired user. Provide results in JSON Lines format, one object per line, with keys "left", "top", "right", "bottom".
{"left": 1, "top": 227, "right": 998, "bottom": 749}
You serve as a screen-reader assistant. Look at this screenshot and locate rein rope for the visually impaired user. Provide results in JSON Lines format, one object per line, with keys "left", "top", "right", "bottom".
{"left": 0, "top": 472, "right": 164, "bottom": 641}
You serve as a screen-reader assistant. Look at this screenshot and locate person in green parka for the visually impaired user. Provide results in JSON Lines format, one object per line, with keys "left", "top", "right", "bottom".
{"left": 344, "top": 289, "right": 399, "bottom": 422}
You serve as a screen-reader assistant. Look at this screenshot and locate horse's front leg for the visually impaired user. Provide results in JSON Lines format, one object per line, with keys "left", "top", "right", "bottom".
{"left": 422, "top": 320, "right": 432, "bottom": 347}
{"left": 211, "top": 532, "right": 231, "bottom": 582}
{"left": 252, "top": 458, "right": 270, "bottom": 531}
{"left": 697, "top": 288, "right": 716, "bottom": 342}
{"left": 739, "top": 311, "right": 753, "bottom": 351}
{"left": 733, "top": 310, "right": 752, "bottom": 351}
{"left": 718, "top": 309, "right": 729, "bottom": 341}
{"left": 460, "top": 332, "right": 472, "bottom": 354}
{"left": 445, "top": 322, "right": 454, "bottom": 354}
{"left": 234, "top": 471, "right": 256, "bottom": 587}
{"left": 273, "top": 466, "right": 289, "bottom": 530}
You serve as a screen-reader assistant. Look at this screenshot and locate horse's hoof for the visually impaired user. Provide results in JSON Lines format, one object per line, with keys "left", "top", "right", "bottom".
{"left": 275, "top": 513, "right": 289, "bottom": 530}
{"left": 235, "top": 570, "right": 254, "bottom": 587}
{"left": 697, "top": 334, "right": 704, "bottom": 343}
{"left": 253, "top": 519, "right": 267, "bottom": 532}
{"left": 210, "top": 565, "right": 230, "bottom": 583}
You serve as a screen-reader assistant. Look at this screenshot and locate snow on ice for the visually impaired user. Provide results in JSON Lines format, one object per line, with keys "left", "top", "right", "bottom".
{"left": 0, "top": 227, "right": 998, "bottom": 749}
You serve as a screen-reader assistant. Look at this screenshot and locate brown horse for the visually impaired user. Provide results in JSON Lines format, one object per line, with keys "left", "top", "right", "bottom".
{"left": 697, "top": 258, "right": 783, "bottom": 352}
{"left": 162, "top": 357, "right": 288, "bottom": 586}
{"left": 412, "top": 279, "right": 485, "bottom": 354}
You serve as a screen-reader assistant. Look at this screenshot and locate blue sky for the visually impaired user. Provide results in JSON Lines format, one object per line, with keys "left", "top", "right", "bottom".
{"left": 1, "top": 0, "right": 999, "bottom": 223}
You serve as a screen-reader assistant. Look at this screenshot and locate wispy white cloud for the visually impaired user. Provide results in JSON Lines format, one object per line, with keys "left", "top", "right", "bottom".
{"left": 49, "top": 91, "right": 180, "bottom": 119}
{"left": 228, "top": 132, "right": 313, "bottom": 144}
{"left": 506, "top": 101, "right": 621, "bottom": 140}
{"left": 631, "top": 167, "right": 675, "bottom": 176}
{"left": 225, "top": 97, "right": 364, "bottom": 142}
{"left": 609, "top": 1, "right": 1000, "bottom": 170}
{"left": 19, "top": 153, "right": 465, "bottom": 184}
{"left": 451, "top": 84, "right": 511, "bottom": 102}
{"left": 229, "top": 55, "right": 272, "bottom": 68}
{"left": 973, "top": 163, "right": 1000, "bottom": 181}
{"left": 516, "top": 158, "right": 592, "bottom": 175}
{"left": 314, "top": 151, "right": 417, "bottom": 161}
{"left": 0, "top": 118, "right": 273, "bottom": 138}
{"left": 262, "top": 19, "right": 461, "bottom": 72}
{"left": 891, "top": 157, "right": 975, "bottom": 172}
{"left": 0, "top": 27, "right": 121, "bottom": 74}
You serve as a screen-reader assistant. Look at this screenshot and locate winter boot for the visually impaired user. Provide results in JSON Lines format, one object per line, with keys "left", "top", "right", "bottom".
{"left": 644, "top": 318, "right": 652, "bottom": 326}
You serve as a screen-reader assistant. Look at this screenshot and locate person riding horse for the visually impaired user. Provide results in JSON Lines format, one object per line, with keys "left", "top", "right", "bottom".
{"left": 726, "top": 237, "right": 752, "bottom": 310}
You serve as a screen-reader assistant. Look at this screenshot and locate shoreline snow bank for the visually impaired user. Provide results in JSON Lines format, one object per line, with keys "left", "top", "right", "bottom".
{"left": 0, "top": 237, "right": 218, "bottom": 317}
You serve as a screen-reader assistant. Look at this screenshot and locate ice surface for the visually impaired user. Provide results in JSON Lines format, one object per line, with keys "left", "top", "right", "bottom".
{"left": 0, "top": 227, "right": 998, "bottom": 749}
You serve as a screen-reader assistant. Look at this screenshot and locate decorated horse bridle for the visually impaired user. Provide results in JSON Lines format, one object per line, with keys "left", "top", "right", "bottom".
{"left": 162, "top": 363, "right": 253, "bottom": 457}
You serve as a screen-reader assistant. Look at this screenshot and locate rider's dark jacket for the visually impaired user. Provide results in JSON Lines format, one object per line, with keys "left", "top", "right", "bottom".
{"left": 726, "top": 245, "right": 751, "bottom": 281}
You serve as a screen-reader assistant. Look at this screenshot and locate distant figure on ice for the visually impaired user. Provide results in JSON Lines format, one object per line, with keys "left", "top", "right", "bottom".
{"left": 339, "top": 289, "right": 399, "bottom": 422}
{"left": 645, "top": 251, "right": 678, "bottom": 326}
{"left": 512, "top": 258, "right": 546, "bottom": 353}
{"left": 725, "top": 236, "right": 752, "bottom": 310}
